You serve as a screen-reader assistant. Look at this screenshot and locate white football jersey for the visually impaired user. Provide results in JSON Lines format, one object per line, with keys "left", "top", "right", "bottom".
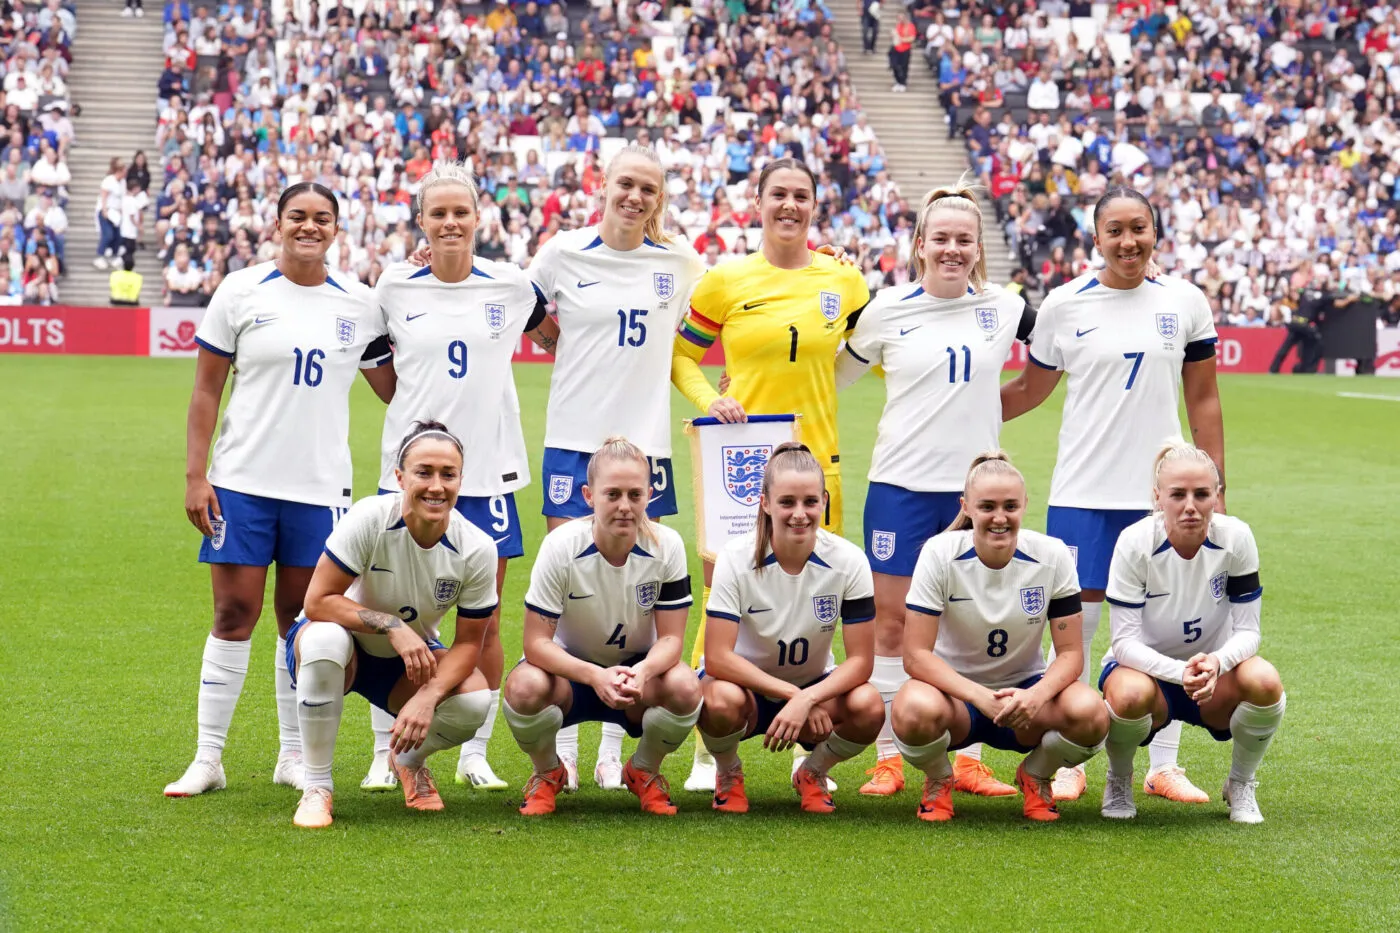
{"left": 707, "top": 531, "right": 875, "bottom": 688}
{"left": 1104, "top": 512, "right": 1263, "bottom": 682}
{"left": 1028, "top": 273, "right": 1217, "bottom": 509}
{"left": 524, "top": 519, "right": 693, "bottom": 666}
{"left": 529, "top": 227, "right": 705, "bottom": 456}
{"left": 842, "top": 283, "right": 1033, "bottom": 491}
{"left": 320, "top": 492, "right": 499, "bottom": 658}
{"left": 374, "top": 259, "right": 542, "bottom": 495}
{"left": 906, "top": 529, "right": 1081, "bottom": 689}
{"left": 196, "top": 262, "right": 387, "bottom": 507}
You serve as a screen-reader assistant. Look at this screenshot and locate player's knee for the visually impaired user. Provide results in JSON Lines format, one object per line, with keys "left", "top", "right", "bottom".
{"left": 891, "top": 682, "right": 947, "bottom": 740}
{"left": 1236, "top": 657, "right": 1283, "bottom": 705}
{"left": 297, "top": 622, "right": 354, "bottom": 667}
{"left": 503, "top": 663, "right": 553, "bottom": 713}
{"left": 1103, "top": 668, "right": 1155, "bottom": 718}
{"left": 700, "top": 679, "right": 748, "bottom": 731}
{"left": 210, "top": 597, "right": 260, "bottom": 640}
{"left": 1060, "top": 685, "right": 1109, "bottom": 744}
{"left": 659, "top": 664, "right": 702, "bottom": 713}
{"left": 843, "top": 683, "right": 886, "bottom": 739}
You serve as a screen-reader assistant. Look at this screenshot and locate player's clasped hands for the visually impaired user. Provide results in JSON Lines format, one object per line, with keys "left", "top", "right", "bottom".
{"left": 992, "top": 686, "right": 1045, "bottom": 732}
{"left": 1182, "top": 653, "right": 1220, "bottom": 703}
{"left": 595, "top": 665, "right": 640, "bottom": 709}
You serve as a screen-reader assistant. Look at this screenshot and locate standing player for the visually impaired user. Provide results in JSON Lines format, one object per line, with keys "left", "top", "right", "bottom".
{"left": 287, "top": 422, "right": 500, "bottom": 828}
{"left": 672, "top": 157, "right": 870, "bottom": 790}
{"left": 501, "top": 438, "right": 702, "bottom": 816}
{"left": 836, "top": 180, "right": 1034, "bottom": 798}
{"left": 892, "top": 453, "right": 1107, "bottom": 822}
{"left": 698, "top": 443, "right": 883, "bottom": 814}
{"left": 1001, "top": 187, "right": 1225, "bottom": 803}
{"left": 1099, "top": 443, "right": 1284, "bottom": 823}
{"left": 360, "top": 162, "right": 560, "bottom": 794}
{"left": 165, "top": 182, "right": 391, "bottom": 797}
{"left": 529, "top": 145, "right": 706, "bottom": 790}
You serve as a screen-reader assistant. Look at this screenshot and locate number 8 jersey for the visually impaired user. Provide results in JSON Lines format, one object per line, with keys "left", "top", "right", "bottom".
{"left": 905, "top": 529, "right": 1082, "bottom": 688}
{"left": 707, "top": 531, "right": 875, "bottom": 687}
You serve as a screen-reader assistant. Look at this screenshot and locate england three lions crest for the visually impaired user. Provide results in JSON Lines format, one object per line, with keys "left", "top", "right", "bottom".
{"left": 1210, "top": 571, "right": 1227, "bottom": 600}
{"left": 636, "top": 581, "right": 658, "bottom": 610}
{"left": 485, "top": 303, "right": 506, "bottom": 334}
{"left": 434, "top": 578, "right": 460, "bottom": 605}
{"left": 871, "top": 531, "right": 896, "bottom": 562}
{"left": 1020, "top": 586, "right": 1045, "bottom": 616}
{"left": 548, "top": 474, "right": 573, "bottom": 505}
{"left": 819, "top": 290, "right": 841, "bottom": 321}
{"left": 812, "top": 594, "right": 839, "bottom": 625}
{"left": 209, "top": 519, "right": 226, "bottom": 551}
{"left": 722, "top": 445, "right": 771, "bottom": 507}
{"left": 653, "top": 273, "right": 675, "bottom": 300}
{"left": 1156, "top": 313, "right": 1179, "bottom": 339}
{"left": 975, "top": 307, "right": 999, "bottom": 333}
{"left": 335, "top": 316, "right": 356, "bottom": 345}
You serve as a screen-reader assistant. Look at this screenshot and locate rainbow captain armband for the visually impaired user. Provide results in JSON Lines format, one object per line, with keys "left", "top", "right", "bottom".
{"left": 679, "top": 309, "right": 721, "bottom": 349}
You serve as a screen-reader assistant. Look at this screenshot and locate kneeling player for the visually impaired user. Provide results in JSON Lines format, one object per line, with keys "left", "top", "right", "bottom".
{"left": 892, "top": 453, "right": 1107, "bottom": 822}
{"left": 502, "top": 437, "right": 701, "bottom": 816}
{"left": 1100, "top": 442, "right": 1285, "bottom": 824}
{"left": 288, "top": 422, "right": 500, "bottom": 828}
{"left": 697, "top": 443, "right": 883, "bottom": 814}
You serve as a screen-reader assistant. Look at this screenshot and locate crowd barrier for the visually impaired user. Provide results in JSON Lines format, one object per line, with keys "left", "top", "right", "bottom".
{"left": 3, "top": 305, "right": 1396, "bottom": 376}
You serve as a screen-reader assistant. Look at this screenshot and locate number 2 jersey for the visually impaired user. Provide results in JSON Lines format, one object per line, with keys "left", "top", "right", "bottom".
{"left": 320, "top": 492, "right": 499, "bottom": 657}
{"left": 529, "top": 227, "right": 704, "bottom": 458}
{"left": 1104, "top": 512, "right": 1263, "bottom": 684}
{"left": 1028, "top": 273, "right": 1217, "bottom": 510}
{"left": 524, "top": 519, "right": 693, "bottom": 666}
{"left": 706, "top": 530, "right": 875, "bottom": 688}
{"left": 194, "top": 261, "right": 388, "bottom": 507}
{"left": 905, "top": 529, "right": 1082, "bottom": 689}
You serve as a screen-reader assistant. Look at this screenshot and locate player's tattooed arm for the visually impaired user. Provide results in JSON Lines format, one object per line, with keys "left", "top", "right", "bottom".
{"left": 358, "top": 609, "right": 404, "bottom": 633}
{"left": 527, "top": 315, "right": 561, "bottom": 355}
{"left": 1057, "top": 619, "right": 1069, "bottom": 631}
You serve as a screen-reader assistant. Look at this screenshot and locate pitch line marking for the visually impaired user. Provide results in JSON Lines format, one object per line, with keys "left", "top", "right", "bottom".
{"left": 1337, "top": 392, "right": 1400, "bottom": 402}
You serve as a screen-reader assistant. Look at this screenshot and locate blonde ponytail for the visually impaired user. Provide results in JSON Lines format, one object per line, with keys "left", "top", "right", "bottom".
{"left": 753, "top": 442, "right": 825, "bottom": 571}
{"left": 586, "top": 435, "right": 656, "bottom": 545}
{"left": 947, "top": 450, "right": 1024, "bottom": 531}
{"left": 605, "top": 144, "right": 673, "bottom": 245}
{"left": 910, "top": 172, "right": 988, "bottom": 291}
{"left": 1150, "top": 440, "right": 1221, "bottom": 509}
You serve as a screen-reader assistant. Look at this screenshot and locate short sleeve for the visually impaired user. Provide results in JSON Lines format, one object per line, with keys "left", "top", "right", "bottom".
{"left": 705, "top": 545, "right": 743, "bottom": 623}
{"left": 657, "top": 532, "right": 693, "bottom": 610}
{"left": 1027, "top": 294, "right": 1063, "bottom": 370}
{"left": 905, "top": 542, "right": 947, "bottom": 616}
{"left": 1185, "top": 282, "right": 1218, "bottom": 345}
{"left": 840, "top": 548, "right": 875, "bottom": 624}
{"left": 1225, "top": 520, "right": 1262, "bottom": 603}
{"left": 1104, "top": 531, "right": 1146, "bottom": 609}
{"left": 841, "top": 266, "right": 872, "bottom": 323}
{"left": 456, "top": 541, "right": 500, "bottom": 618}
{"left": 321, "top": 499, "right": 379, "bottom": 576}
{"left": 1050, "top": 540, "right": 1081, "bottom": 599}
{"left": 527, "top": 236, "right": 558, "bottom": 300}
{"left": 523, "top": 533, "right": 569, "bottom": 619}
{"left": 843, "top": 299, "right": 884, "bottom": 368}
{"left": 195, "top": 276, "right": 239, "bottom": 357}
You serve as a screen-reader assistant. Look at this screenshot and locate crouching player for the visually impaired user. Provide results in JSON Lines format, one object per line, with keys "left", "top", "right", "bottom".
{"left": 697, "top": 443, "right": 883, "bottom": 814}
{"left": 1100, "top": 442, "right": 1285, "bottom": 824}
{"left": 287, "top": 422, "right": 500, "bottom": 828}
{"left": 892, "top": 453, "right": 1107, "bottom": 822}
{"left": 502, "top": 437, "right": 701, "bottom": 816}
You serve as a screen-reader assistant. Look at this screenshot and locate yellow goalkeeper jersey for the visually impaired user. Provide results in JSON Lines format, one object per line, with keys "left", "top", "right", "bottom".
{"left": 672, "top": 251, "right": 869, "bottom": 471}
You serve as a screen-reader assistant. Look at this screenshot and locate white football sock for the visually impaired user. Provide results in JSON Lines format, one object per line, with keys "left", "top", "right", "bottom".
{"left": 893, "top": 731, "right": 953, "bottom": 779}
{"left": 598, "top": 721, "right": 625, "bottom": 761}
{"left": 398, "top": 690, "right": 492, "bottom": 769}
{"left": 1229, "top": 693, "right": 1286, "bottom": 784}
{"left": 556, "top": 723, "right": 579, "bottom": 761}
{"left": 274, "top": 635, "right": 301, "bottom": 756}
{"left": 502, "top": 700, "right": 563, "bottom": 772}
{"left": 1148, "top": 720, "right": 1183, "bottom": 773}
{"left": 871, "top": 654, "right": 908, "bottom": 759}
{"left": 195, "top": 635, "right": 251, "bottom": 762}
{"left": 958, "top": 744, "right": 983, "bottom": 761}
{"left": 802, "top": 730, "right": 866, "bottom": 777}
{"left": 632, "top": 700, "right": 702, "bottom": 772}
{"left": 370, "top": 705, "right": 394, "bottom": 757}
{"left": 699, "top": 728, "right": 745, "bottom": 773}
{"left": 295, "top": 623, "right": 353, "bottom": 790}
{"left": 1022, "top": 729, "right": 1101, "bottom": 780}
{"left": 459, "top": 688, "right": 499, "bottom": 759}
{"left": 1105, "top": 705, "right": 1153, "bottom": 779}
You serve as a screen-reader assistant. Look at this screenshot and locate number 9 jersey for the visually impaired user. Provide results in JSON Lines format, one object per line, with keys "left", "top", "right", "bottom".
{"left": 706, "top": 531, "right": 875, "bottom": 687}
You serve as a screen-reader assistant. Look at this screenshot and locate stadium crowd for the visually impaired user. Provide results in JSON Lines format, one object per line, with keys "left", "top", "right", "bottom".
{"left": 0, "top": 0, "right": 77, "bottom": 305}
{"left": 108, "top": 0, "right": 925, "bottom": 306}
{"left": 913, "top": 0, "right": 1400, "bottom": 326}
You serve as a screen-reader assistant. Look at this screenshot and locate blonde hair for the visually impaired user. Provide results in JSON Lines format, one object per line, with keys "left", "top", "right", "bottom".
{"left": 910, "top": 173, "right": 988, "bottom": 291}
{"left": 586, "top": 435, "right": 655, "bottom": 544}
{"left": 416, "top": 160, "right": 480, "bottom": 216}
{"left": 948, "top": 451, "right": 1024, "bottom": 531}
{"left": 1151, "top": 440, "right": 1220, "bottom": 508}
{"left": 753, "top": 442, "right": 825, "bottom": 571}
{"left": 605, "top": 144, "right": 673, "bottom": 245}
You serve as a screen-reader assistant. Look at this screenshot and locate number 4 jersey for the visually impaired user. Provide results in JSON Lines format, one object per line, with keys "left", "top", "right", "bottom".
{"left": 905, "top": 529, "right": 1082, "bottom": 689}
{"left": 706, "top": 530, "right": 875, "bottom": 688}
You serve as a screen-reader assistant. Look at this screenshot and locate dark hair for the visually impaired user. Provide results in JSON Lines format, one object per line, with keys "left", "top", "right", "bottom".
{"left": 396, "top": 419, "right": 463, "bottom": 468}
{"left": 753, "top": 442, "right": 825, "bottom": 570}
{"left": 757, "top": 157, "right": 817, "bottom": 200}
{"left": 276, "top": 181, "right": 340, "bottom": 222}
{"left": 1092, "top": 186, "right": 1159, "bottom": 240}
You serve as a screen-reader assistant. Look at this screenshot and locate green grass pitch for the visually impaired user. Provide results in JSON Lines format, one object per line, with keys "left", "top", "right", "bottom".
{"left": 1, "top": 358, "right": 1398, "bottom": 930}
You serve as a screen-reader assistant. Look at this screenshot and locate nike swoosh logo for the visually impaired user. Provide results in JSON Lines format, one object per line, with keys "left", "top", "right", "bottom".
{"left": 568, "top": 592, "right": 592, "bottom": 600}
{"left": 747, "top": 606, "right": 772, "bottom": 614}
{"left": 406, "top": 312, "right": 427, "bottom": 321}
{"left": 370, "top": 564, "right": 392, "bottom": 573}
{"left": 648, "top": 495, "right": 662, "bottom": 504}
{"left": 300, "top": 699, "right": 332, "bottom": 707}
{"left": 948, "top": 596, "right": 975, "bottom": 602}
{"left": 1076, "top": 327, "right": 1099, "bottom": 337}
{"left": 201, "top": 679, "right": 227, "bottom": 685}
{"left": 1145, "top": 591, "right": 1170, "bottom": 598}
{"left": 577, "top": 280, "right": 600, "bottom": 288}
{"left": 900, "top": 326, "right": 921, "bottom": 335}
{"left": 253, "top": 316, "right": 276, "bottom": 325}
{"left": 714, "top": 795, "right": 729, "bottom": 805}
{"left": 743, "top": 300, "right": 767, "bottom": 309}
{"left": 493, "top": 535, "right": 511, "bottom": 545}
